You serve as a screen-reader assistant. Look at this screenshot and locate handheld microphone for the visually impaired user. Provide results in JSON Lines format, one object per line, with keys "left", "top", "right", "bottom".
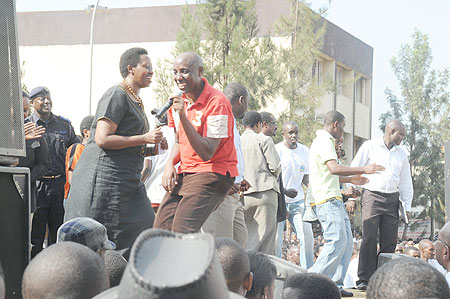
{"left": 155, "top": 92, "right": 183, "bottom": 120}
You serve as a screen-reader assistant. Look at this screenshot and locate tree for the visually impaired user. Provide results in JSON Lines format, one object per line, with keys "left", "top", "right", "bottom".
{"left": 155, "top": 0, "right": 284, "bottom": 110}
{"left": 379, "top": 29, "right": 450, "bottom": 237}
{"left": 274, "top": 0, "right": 330, "bottom": 144}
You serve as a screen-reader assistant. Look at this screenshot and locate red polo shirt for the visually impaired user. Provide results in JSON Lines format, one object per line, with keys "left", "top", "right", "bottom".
{"left": 168, "top": 78, "right": 238, "bottom": 177}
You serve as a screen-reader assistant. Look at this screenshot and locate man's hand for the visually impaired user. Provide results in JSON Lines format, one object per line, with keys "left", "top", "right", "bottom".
{"left": 239, "top": 179, "right": 251, "bottom": 193}
{"left": 284, "top": 188, "right": 298, "bottom": 199}
{"left": 342, "top": 186, "right": 361, "bottom": 198}
{"left": 349, "top": 175, "right": 369, "bottom": 186}
{"left": 24, "top": 122, "right": 45, "bottom": 140}
{"left": 172, "top": 97, "right": 185, "bottom": 115}
{"left": 228, "top": 183, "right": 240, "bottom": 195}
{"left": 161, "top": 164, "right": 177, "bottom": 193}
{"left": 345, "top": 200, "right": 357, "bottom": 215}
{"left": 160, "top": 137, "right": 168, "bottom": 150}
{"left": 363, "top": 163, "right": 385, "bottom": 174}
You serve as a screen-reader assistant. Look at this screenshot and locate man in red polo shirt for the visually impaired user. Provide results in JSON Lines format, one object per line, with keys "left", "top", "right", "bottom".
{"left": 154, "top": 52, "right": 238, "bottom": 233}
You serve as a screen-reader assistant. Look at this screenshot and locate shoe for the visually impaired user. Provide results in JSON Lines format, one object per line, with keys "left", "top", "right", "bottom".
{"left": 357, "top": 281, "right": 368, "bottom": 291}
{"left": 340, "top": 289, "right": 354, "bottom": 297}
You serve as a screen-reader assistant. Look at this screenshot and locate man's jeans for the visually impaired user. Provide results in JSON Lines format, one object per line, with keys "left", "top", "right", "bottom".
{"left": 275, "top": 200, "right": 314, "bottom": 269}
{"left": 309, "top": 199, "right": 353, "bottom": 288}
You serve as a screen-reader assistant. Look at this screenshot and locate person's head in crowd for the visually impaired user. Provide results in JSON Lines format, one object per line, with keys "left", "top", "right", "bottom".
{"left": 384, "top": 119, "right": 406, "bottom": 147}
{"left": 23, "top": 91, "right": 31, "bottom": 119}
{"left": 119, "top": 47, "right": 152, "bottom": 85}
{"left": 173, "top": 52, "right": 204, "bottom": 100}
{"left": 0, "top": 262, "right": 4, "bottom": 299}
{"left": 366, "top": 258, "right": 450, "bottom": 299}
{"left": 224, "top": 82, "right": 249, "bottom": 120}
{"left": 104, "top": 250, "right": 127, "bottom": 287}
{"left": 29, "top": 86, "right": 52, "bottom": 119}
{"left": 314, "top": 243, "right": 323, "bottom": 262}
{"left": 287, "top": 245, "right": 300, "bottom": 265}
{"left": 395, "top": 243, "right": 405, "bottom": 254}
{"left": 282, "top": 272, "right": 340, "bottom": 299}
{"left": 323, "top": 110, "right": 345, "bottom": 140}
{"left": 260, "top": 112, "right": 277, "bottom": 137}
{"left": 281, "top": 121, "right": 299, "bottom": 149}
{"left": 290, "top": 232, "right": 297, "bottom": 244}
{"left": 435, "top": 221, "right": 450, "bottom": 271}
{"left": 246, "top": 251, "right": 276, "bottom": 299}
{"left": 404, "top": 246, "right": 420, "bottom": 258}
{"left": 406, "top": 239, "right": 415, "bottom": 246}
{"left": 215, "top": 238, "right": 253, "bottom": 296}
{"left": 335, "top": 136, "right": 345, "bottom": 159}
{"left": 243, "top": 111, "right": 262, "bottom": 133}
{"left": 57, "top": 217, "right": 116, "bottom": 259}
{"left": 418, "top": 239, "right": 435, "bottom": 261}
{"left": 22, "top": 242, "right": 109, "bottom": 299}
{"left": 79, "top": 115, "right": 94, "bottom": 145}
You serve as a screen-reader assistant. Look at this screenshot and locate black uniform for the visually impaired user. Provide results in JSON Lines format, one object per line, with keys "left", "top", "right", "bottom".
{"left": 28, "top": 112, "right": 79, "bottom": 257}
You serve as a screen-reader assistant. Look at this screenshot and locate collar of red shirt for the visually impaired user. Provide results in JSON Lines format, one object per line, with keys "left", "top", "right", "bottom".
{"left": 184, "top": 77, "right": 211, "bottom": 107}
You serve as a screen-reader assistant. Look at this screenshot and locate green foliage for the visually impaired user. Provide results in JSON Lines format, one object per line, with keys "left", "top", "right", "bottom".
{"left": 379, "top": 30, "right": 450, "bottom": 232}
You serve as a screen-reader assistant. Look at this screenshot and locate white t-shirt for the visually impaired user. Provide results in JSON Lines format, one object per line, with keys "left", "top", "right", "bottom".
{"left": 144, "top": 125, "right": 175, "bottom": 205}
{"left": 275, "top": 142, "right": 309, "bottom": 203}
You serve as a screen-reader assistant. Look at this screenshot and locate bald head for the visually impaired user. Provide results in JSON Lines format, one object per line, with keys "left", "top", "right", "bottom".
{"left": 22, "top": 242, "right": 109, "bottom": 299}
{"left": 419, "top": 239, "right": 435, "bottom": 261}
{"left": 174, "top": 52, "right": 203, "bottom": 70}
{"left": 384, "top": 119, "right": 406, "bottom": 147}
{"left": 436, "top": 222, "right": 450, "bottom": 271}
{"left": 384, "top": 119, "right": 405, "bottom": 134}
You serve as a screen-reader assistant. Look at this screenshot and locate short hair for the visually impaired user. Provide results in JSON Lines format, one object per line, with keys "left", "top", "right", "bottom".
{"left": 242, "top": 111, "right": 261, "bottom": 128}
{"left": 404, "top": 246, "right": 420, "bottom": 257}
{"left": 215, "top": 238, "right": 250, "bottom": 293}
{"left": 367, "top": 258, "right": 450, "bottom": 299}
{"left": 22, "top": 90, "right": 30, "bottom": 99}
{"left": 223, "top": 82, "right": 248, "bottom": 104}
{"left": 119, "top": 47, "right": 148, "bottom": 78}
{"left": 104, "top": 250, "right": 127, "bottom": 287}
{"left": 260, "top": 112, "right": 275, "bottom": 124}
{"left": 324, "top": 111, "right": 345, "bottom": 126}
{"left": 22, "top": 242, "right": 109, "bottom": 299}
{"left": 282, "top": 272, "right": 340, "bottom": 299}
{"left": 79, "top": 115, "right": 95, "bottom": 138}
{"left": 247, "top": 250, "right": 276, "bottom": 298}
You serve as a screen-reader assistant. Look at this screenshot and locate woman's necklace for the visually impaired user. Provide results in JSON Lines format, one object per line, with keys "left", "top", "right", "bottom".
{"left": 123, "top": 79, "right": 143, "bottom": 106}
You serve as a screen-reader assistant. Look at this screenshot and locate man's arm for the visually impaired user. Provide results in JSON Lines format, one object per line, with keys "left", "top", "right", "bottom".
{"left": 398, "top": 156, "right": 414, "bottom": 211}
{"left": 141, "top": 158, "right": 152, "bottom": 182}
{"left": 162, "top": 129, "right": 181, "bottom": 192}
{"left": 261, "top": 137, "right": 281, "bottom": 175}
{"left": 326, "top": 160, "right": 384, "bottom": 176}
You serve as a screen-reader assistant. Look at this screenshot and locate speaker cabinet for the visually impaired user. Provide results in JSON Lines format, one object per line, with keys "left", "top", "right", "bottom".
{"left": 269, "top": 255, "right": 306, "bottom": 299}
{"left": 0, "top": 166, "right": 30, "bottom": 299}
{"left": 377, "top": 252, "right": 411, "bottom": 269}
{"left": 0, "top": 0, "right": 24, "bottom": 163}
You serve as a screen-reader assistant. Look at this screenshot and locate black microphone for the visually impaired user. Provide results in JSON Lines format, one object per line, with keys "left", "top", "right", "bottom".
{"left": 155, "top": 92, "right": 182, "bottom": 120}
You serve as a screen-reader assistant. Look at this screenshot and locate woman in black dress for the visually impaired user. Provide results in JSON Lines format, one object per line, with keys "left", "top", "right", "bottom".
{"left": 65, "top": 48, "right": 165, "bottom": 251}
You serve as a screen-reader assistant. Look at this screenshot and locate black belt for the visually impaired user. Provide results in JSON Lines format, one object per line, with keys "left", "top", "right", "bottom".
{"left": 366, "top": 189, "right": 399, "bottom": 197}
{"left": 41, "top": 174, "right": 62, "bottom": 180}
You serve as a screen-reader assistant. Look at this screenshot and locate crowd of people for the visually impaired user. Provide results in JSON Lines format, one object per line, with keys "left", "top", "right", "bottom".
{"left": 5, "top": 47, "right": 450, "bottom": 298}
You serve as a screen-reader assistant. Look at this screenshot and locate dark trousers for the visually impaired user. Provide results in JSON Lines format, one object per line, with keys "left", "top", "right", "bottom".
{"left": 31, "top": 178, "right": 65, "bottom": 258}
{"left": 154, "top": 172, "right": 234, "bottom": 233}
{"left": 357, "top": 190, "right": 399, "bottom": 283}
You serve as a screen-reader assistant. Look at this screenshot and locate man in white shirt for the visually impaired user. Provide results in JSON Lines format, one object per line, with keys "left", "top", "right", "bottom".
{"left": 202, "top": 82, "right": 251, "bottom": 247}
{"left": 350, "top": 119, "right": 413, "bottom": 290}
{"left": 275, "top": 121, "right": 314, "bottom": 269}
{"left": 419, "top": 239, "right": 447, "bottom": 275}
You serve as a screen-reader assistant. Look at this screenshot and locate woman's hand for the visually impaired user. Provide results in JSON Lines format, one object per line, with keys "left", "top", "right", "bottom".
{"left": 143, "top": 127, "right": 163, "bottom": 144}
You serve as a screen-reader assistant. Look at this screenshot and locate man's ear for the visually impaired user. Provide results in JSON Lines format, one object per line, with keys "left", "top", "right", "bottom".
{"left": 238, "top": 95, "right": 244, "bottom": 105}
{"left": 198, "top": 66, "right": 204, "bottom": 77}
{"left": 244, "top": 272, "right": 253, "bottom": 291}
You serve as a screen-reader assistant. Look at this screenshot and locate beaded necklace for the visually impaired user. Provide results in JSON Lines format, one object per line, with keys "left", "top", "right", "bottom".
{"left": 123, "top": 79, "right": 144, "bottom": 107}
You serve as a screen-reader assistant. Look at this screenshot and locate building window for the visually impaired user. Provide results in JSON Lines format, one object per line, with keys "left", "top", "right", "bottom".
{"left": 355, "top": 77, "right": 366, "bottom": 104}
{"left": 312, "top": 60, "right": 323, "bottom": 84}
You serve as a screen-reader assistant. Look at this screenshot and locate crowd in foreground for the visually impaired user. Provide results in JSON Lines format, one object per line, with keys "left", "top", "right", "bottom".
{"left": 10, "top": 47, "right": 450, "bottom": 298}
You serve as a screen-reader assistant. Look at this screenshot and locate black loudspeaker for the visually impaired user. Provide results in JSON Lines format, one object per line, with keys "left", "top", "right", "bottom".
{"left": 269, "top": 255, "right": 306, "bottom": 299}
{"left": 377, "top": 253, "right": 411, "bottom": 269}
{"left": 0, "top": 0, "right": 24, "bottom": 165}
{"left": 0, "top": 166, "right": 30, "bottom": 299}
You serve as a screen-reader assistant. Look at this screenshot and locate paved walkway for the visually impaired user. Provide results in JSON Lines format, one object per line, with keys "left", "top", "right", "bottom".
{"left": 346, "top": 288, "right": 366, "bottom": 298}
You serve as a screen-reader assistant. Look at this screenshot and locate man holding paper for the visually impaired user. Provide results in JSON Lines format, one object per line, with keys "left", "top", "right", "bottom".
{"left": 350, "top": 119, "right": 413, "bottom": 290}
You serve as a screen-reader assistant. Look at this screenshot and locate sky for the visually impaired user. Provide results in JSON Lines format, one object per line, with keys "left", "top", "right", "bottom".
{"left": 16, "top": 0, "right": 450, "bottom": 138}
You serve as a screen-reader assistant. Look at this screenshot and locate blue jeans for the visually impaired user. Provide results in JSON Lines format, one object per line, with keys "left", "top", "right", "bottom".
{"left": 275, "top": 201, "right": 314, "bottom": 269}
{"left": 309, "top": 199, "right": 353, "bottom": 288}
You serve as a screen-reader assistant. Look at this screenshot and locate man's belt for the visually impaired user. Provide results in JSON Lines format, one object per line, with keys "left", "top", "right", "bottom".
{"left": 365, "top": 189, "right": 399, "bottom": 197}
{"left": 41, "top": 174, "right": 62, "bottom": 180}
{"left": 310, "top": 196, "right": 342, "bottom": 207}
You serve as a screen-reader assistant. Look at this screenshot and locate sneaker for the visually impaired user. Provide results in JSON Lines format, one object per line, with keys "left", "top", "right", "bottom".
{"left": 340, "top": 289, "right": 354, "bottom": 297}
{"left": 357, "top": 281, "right": 368, "bottom": 290}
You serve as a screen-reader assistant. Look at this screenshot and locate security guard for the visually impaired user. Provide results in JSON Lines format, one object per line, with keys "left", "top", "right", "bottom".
{"left": 27, "top": 86, "right": 79, "bottom": 258}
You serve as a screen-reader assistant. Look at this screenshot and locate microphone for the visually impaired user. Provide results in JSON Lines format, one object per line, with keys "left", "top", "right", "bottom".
{"left": 155, "top": 92, "right": 183, "bottom": 120}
